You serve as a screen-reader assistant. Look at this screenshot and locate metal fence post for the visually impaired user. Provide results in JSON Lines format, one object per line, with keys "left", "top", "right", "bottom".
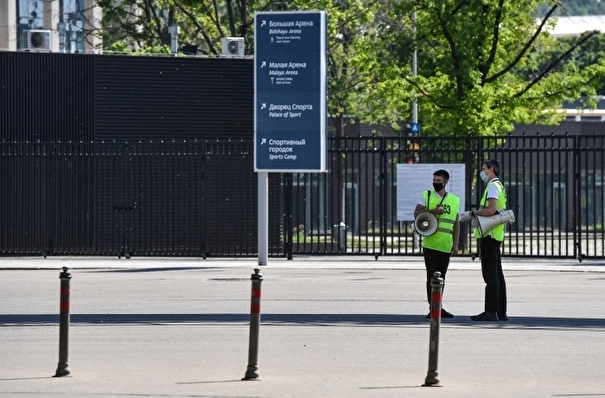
{"left": 54, "top": 267, "right": 72, "bottom": 377}
{"left": 423, "top": 271, "right": 443, "bottom": 387}
{"left": 573, "top": 134, "right": 584, "bottom": 261}
{"left": 242, "top": 268, "right": 263, "bottom": 380}
{"left": 380, "top": 135, "right": 387, "bottom": 257}
{"left": 285, "top": 173, "right": 294, "bottom": 260}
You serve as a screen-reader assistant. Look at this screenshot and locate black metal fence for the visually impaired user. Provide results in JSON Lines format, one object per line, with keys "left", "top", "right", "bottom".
{"left": 287, "top": 133, "right": 605, "bottom": 260}
{"left": 0, "top": 140, "right": 262, "bottom": 257}
{"left": 1, "top": 134, "right": 604, "bottom": 259}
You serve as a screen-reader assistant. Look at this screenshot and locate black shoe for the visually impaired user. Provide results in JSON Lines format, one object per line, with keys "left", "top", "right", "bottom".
{"left": 497, "top": 312, "right": 508, "bottom": 321}
{"left": 470, "top": 311, "right": 498, "bottom": 321}
{"left": 426, "top": 309, "right": 454, "bottom": 319}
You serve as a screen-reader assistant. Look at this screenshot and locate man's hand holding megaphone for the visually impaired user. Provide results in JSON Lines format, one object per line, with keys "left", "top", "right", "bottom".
{"left": 462, "top": 207, "right": 515, "bottom": 237}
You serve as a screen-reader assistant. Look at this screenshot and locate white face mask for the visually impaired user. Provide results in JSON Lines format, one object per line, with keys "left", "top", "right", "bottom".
{"left": 480, "top": 170, "right": 488, "bottom": 183}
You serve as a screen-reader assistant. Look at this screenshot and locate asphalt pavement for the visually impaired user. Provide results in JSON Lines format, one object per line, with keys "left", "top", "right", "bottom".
{"left": 1, "top": 255, "right": 604, "bottom": 398}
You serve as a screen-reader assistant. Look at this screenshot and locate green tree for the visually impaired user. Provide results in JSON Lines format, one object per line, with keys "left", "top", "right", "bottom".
{"left": 350, "top": 0, "right": 605, "bottom": 136}
{"left": 95, "top": 0, "right": 254, "bottom": 54}
{"left": 95, "top": 0, "right": 172, "bottom": 53}
{"left": 547, "top": 33, "right": 605, "bottom": 95}
{"left": 95, "top": 1, "right": 605, "bottom": 137}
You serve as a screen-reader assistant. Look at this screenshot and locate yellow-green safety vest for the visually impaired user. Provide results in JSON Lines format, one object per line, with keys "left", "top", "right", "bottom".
{"left": 473, "top": 179, "right": 507, "bottom": 241}
{"left": 422, "top": 190, "right": 460, "bottom": 253}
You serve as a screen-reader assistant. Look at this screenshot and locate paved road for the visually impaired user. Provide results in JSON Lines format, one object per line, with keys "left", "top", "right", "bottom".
{"left": 1, "top": 256, "right": 604, "bottom": 397}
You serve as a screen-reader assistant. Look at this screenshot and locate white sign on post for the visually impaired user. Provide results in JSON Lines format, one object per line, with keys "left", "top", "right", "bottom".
{"left": 397, "top": 163, "right": 466, "bottom": 221}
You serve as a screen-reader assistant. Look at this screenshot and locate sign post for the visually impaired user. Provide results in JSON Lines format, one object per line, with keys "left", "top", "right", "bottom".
{"left": 254, "top": 11, "right": 328, "bottom": 265}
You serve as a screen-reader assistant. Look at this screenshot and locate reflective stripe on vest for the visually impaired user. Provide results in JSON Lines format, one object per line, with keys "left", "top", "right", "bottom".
{"left": 422, "top": 190, "right": 460, "bottom": 253}
{"left": 474, "top": 179, "right": 507, "bottom": 241}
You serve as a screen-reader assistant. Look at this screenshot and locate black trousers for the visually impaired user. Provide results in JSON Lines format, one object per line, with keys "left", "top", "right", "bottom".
{"left": 423, "top": 247, "right": 451, "bottom": 304}
{"left": 479, "top": 236, "right": 507, "bottom": 313}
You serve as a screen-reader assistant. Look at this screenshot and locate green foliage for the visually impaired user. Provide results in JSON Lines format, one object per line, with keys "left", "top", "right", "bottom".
{"left": 349, "top": 0, "right": 605, "bottom": 136}
{"left": 106, "top": 41, "right": 171, "bottom": 55}
{"left": 96, "top": 0, "right": 175, "bottom": 50}
{"left": 293, "top": 224, "right": 306, "bottom": 243}
{"left": 94, "top": 0, "right": 605, "bottom": 138}
{"left": 96, "top": 0, "right": 251, "bottom": 55}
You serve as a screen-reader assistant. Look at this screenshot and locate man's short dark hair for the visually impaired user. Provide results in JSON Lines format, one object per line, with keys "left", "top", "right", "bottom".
{"left": 433, "top": 169, "right": 450, "bottom": 181}
{"left": 483, "top": 159, "right": 501, "bottom": 176}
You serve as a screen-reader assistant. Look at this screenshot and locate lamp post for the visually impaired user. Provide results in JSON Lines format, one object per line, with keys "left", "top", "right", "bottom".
{"left": 412, "top": 11, "right": 418, "bottom": 127}
{"left": 57, "top": 22, "right": 66, "bottom": 53}
{"left": 168, "top": 25, "right": 179, "bottom": 56}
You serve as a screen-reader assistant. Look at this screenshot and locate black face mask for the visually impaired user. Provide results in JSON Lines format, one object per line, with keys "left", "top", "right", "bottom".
{"left": 433, "top": 182, "right": 444, "bottom": 192}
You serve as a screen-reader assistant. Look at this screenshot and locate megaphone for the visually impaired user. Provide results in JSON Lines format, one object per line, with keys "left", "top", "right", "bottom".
{"left": 471, "top": 209, "right": 515, "bottom": 237}
{"left": 413, "top": 212, "right": 438, "bottom": 236}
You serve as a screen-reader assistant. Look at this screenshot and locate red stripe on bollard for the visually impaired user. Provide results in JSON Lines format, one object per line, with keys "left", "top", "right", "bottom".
{"left": 243, "top": 268, "right": 263, "bottom": 380}
{"left": 423, "top": 271, "right": 444, "bottom": 387}
{"left": 54, "top": 267, "right": 72, "bottom": 377}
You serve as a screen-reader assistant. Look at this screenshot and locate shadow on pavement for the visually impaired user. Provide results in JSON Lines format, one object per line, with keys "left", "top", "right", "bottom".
{"left": 1, "top": 313, "right": 604, "bottom": 329}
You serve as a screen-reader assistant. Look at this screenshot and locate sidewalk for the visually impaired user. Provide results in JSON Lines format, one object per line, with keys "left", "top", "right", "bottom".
{"left": 1, "top": 254, "right": 604, "bottom": 271}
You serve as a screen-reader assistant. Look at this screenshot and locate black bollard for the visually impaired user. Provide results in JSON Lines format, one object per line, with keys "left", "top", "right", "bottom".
{"left": 422, "top": 271, "right": 444, "bottom": 387}
{"left": 242, "top": 268, "right": 263, "bottom": 380}
{"left": 54, "top": 267, "right": 72, "bottom": 377}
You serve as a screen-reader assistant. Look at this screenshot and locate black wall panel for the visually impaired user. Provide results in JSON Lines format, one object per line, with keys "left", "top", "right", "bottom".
{"left": 93, "top": 55, "right": 254, "bottom": 141}
{"left": 0, "top": 52, "right": 95, "bottom": 142}
{"left": 203, "top": 140, "right": 257, "bottom": 256}
{"left": 0, "top": 143, "right": 49, "bottom": 254}
{"left": 1, "top": 51, "right": 253, "bottom": 142}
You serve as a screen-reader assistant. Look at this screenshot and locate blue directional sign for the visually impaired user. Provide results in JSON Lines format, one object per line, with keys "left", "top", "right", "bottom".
{"left": 409, "top": 122, "right": 420, "bottom": 135}
{"left": 254, "top": 11, "right": 328, "bottom": 172}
